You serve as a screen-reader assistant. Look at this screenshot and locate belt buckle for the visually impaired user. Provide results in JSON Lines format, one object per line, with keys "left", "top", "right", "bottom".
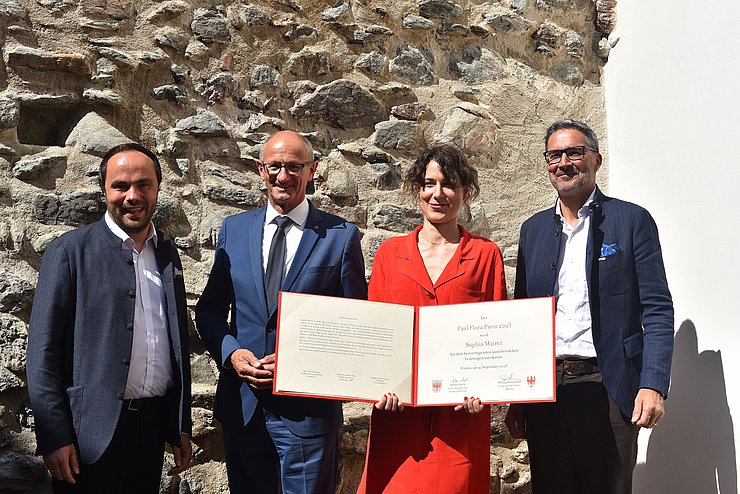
{"left": 127, "top": 399, "right": 141, "bottom": 411}
{"left": 562, "top": 360, "right": 587, "bottom": 376}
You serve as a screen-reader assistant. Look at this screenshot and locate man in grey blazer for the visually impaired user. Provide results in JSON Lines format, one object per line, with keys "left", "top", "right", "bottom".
{"left": 27, "top": 143, "right": 192, "bottom": 493}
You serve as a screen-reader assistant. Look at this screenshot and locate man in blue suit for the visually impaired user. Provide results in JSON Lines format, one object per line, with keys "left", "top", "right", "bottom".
{"left": 27, "top": 143, "right": 192, "bottom": 493}
{"left": 195, "top": 130, "right": 367, "bottom": 493}
{"left": 505, "top": 120, "right": 674, "bottom": 494}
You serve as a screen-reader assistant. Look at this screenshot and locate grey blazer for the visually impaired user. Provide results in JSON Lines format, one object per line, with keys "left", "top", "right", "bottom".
{"left": 27, "top": 218, "right": 192, "bottom": 464}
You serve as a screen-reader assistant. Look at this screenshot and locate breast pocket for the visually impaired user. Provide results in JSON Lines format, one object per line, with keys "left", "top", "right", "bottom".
{"left": 598, "top": 253, "right": 631, "bottom": 295}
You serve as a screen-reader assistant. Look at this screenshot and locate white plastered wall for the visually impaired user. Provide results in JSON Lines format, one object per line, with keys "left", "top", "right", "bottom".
{"left": 604, "top": 1, "right": 740, "bottom": 492}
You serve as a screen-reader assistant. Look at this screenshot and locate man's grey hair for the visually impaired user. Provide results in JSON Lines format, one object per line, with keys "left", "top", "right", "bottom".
{"left": 259, "top": 132, "right": 315, "bottom": 162}
{"left": 544, "top": 119, "right": 599, "bottom": 153}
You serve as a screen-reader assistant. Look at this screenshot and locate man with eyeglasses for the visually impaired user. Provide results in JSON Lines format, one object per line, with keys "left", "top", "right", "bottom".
{"left": 195, "top": 130, "right": 367, "bottom": 493}
{"left": 505, "top": 119, "right": 674, "bottom": 494}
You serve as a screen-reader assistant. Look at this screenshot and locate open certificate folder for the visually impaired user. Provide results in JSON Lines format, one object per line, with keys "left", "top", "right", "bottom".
{"left": 273, "top": 292, "right": 556, "bottom": 406}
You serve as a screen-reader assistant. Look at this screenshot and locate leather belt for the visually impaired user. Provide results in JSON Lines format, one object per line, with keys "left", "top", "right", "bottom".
{"left": 123, "top": 396, "right": 166, "bottom": 411}
{"left": 557, "top": 358, "right": 599, "bottom": 376}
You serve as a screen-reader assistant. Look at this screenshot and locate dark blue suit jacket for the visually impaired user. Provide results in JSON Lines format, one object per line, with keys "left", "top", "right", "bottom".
{"left": 195, "top": 202, "right": 367, "bottom": 437}
{"left": 515, "top": 187, "right": 674, "bottom": 416}
{"left": 27, "top": 218, "right": 192, "bottom": 464}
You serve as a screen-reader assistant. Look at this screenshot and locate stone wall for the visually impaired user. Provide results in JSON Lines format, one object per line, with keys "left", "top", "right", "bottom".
{"left": 0, "top": 0, "right": 616, "bottom": 491}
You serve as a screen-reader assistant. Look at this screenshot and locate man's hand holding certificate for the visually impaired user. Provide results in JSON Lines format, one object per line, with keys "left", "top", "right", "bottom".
{"left": 273, "top": 292, "right": 555, "bottom": 406}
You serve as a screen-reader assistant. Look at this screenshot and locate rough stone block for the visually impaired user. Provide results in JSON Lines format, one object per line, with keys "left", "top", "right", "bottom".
{"left": 153, "top": 84, "right": 188, "bottom": 106}
{"left": 402, "top": 14, "right": 434, "bottom": 30}
{"left": 290, "top": 79, "right": 384, "bottom": 130}
{"left": 200, "top": 72, "right": 237, "bottom": 104}
{"left": 369, "top": 203, "right": 421, "bottom": 232}
{"left": 0, "top": 99, "right": 19, "bottom": 130}
{"left": 155, "top": 26, "right": 190, "bottom": 51}
{"left": 0, "top": 274, "right": 34, "bottom": 314}
{"left": 389, "top": 45, "right": 435, "bottom": 85}
{"left": 251, "top": 65, "right": 279, "bottom": 87}
{"left": 0, "top": 314, "right": 27, "bottom": 373}
{"left": 5, "top": 45, "right": 92, "bottom": 75}
{"left": 449, "top": 46, "right": 507, "bottom": 84}
{"left": 355, "top": 50, "right": 385, "bottom": 74}
{"left": 373, "top": 120, "right": 417, "bottom": 150}
{"left": 596, "top": 0, "right": 617, "bottom": 34}
{"left": 33, "top": 192, "right": 105, "bottom": 227}
{"left": 419, "top": 0, "right": 462, "bottom": 19}
{"left": 83, "top": 88, "right": 125, "bottom": 106}
{"left": 65, "top": 112, "right": 131, "bottom": 156}
{"left": 532, "top": 21, "right": 561, "bottom": 54}
{"left": 12, "top": 152, "right": 67, "bottom": 180}
{"left": 286, "top": 48, "right": 330, "bottom": 78}
{"left": 81, "top": 0, "right": 132, "bottom": 20}
{"left": 202, "top": 185, "right": 262, "bottom": 206}
{"left": 322, "top": 0, "right": 350, "bottom": 22}
{"left": 191, "top": 8, "right": 231, "bottom": 44}
{"left": 175, "top": 110, "right": 229, "bottom": 137}
{"left": 0, "top": 0, "right": 25, "bottom": 19}
{"left": 484, "top": 11, "right": 533, "bottom": 33}
{"left": 550, "top": 61, "right": 583, "bottom": 86}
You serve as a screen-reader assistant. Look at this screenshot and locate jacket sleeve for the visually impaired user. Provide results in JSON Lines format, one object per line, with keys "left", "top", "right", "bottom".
{"left": 26, "top": 240, "right": 77, "bottom": 455}
{"left": 367, "top": 242, "right": 388, "bottom": 303}
{"left": 340, "top": 223, "right": 368, "bottom": 300}
{"left": 194, "top": 219, "right": 240, "bottom": 368}
{"left": 633, "top": 209, "right": 674, "bottom": 396}
{"left": 491, "top": 242, "right": 508, "bottom": 302}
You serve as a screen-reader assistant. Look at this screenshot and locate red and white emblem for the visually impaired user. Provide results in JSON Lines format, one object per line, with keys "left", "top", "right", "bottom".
{"left": 527, "top": 376, "right": 536, "bottom": 387}
{"left": 432, "top": 380, "right": 442, "bottom": 393}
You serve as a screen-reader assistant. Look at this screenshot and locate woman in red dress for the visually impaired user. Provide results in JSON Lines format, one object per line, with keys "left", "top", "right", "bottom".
{"left": 357, "top": 145, "right": 507, "bottom": 494}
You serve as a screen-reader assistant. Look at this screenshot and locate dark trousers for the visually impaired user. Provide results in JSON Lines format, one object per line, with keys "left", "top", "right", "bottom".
{"left": 526, "top": 370, "right": 639, "bottom": 494}
{"left": 52, "top": 397, "right": 168, "bottom": 494}
{"left": 222, "top": 405, "right": 339, "bottom": 494}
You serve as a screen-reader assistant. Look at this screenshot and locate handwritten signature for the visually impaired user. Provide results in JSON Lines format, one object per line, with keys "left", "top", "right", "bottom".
{"left": 498, "top": 373, "right": 521, "bottom": 385}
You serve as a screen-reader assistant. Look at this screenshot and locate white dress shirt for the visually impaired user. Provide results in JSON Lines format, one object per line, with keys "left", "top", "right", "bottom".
{"left": 105, "top": 213, "right": 174, "bottom": 398}
{"left": 262, "top": 198, "right": 309, "bottom": 274}
{"left": 553, "top": 190, "right": 597, "bottom": 359}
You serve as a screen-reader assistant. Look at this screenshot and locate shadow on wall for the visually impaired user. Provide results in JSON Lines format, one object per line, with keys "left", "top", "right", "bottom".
{"left": 633, "top": 319, "right": 737, "bottom": 494}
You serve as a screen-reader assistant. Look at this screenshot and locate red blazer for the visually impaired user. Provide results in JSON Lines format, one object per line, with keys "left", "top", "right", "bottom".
{"left": 368, "top": 225, "right": 507, "bottom": 305}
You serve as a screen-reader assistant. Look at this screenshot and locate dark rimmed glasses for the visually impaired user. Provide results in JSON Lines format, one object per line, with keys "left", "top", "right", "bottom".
{"left": 543, "top": 146, "right": 596, "bottom": 165}
{"left": 260, "top": 161, "right": 313, "bottom": 176}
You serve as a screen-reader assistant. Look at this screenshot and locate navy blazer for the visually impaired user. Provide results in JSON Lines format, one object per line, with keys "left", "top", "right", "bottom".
{"left": 27, "top": 218, "right": 192, "bottom": 464}
{"left": 195, "top": 202, "right": 367, "bottom": 437}
{"left": 515, "top": 187, "right": 674, "bottom": 417}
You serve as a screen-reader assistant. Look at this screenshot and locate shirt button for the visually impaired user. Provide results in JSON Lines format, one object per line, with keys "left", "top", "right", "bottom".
{"left": 125, "top": 258, "right": 133, "bottom": 265}
{"left": 122, "top": 357, "right": 130, "bottom": 365}
{"left": 128, "top": 290, "right": 135, "bottom": 298}
{"left": 126, "top": 322, "right": 134, "bottom": 331}
{"left": 116, "top": 392, "right": 124, "bottom": 400}
{"left": 550, "top": 262, "right": 556, "bottom": 270}
{"left": 267, "top": 327, "right": 275, "bottom": 333}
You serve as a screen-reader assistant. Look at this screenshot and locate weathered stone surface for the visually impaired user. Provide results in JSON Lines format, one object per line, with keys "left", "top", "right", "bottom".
{"left": 369, "top": 162, "right": 401, "bottom": 190}
{"left": 8, "top": 91, "right": 79, "bottom": 106}
{"left": 369, "top": 203, "right": 420, "bottom": 232}
{"left": 596, "top": 0, "right": 617, "bottom": 34}
{"left": 286, "top": 48, "right": 330, "bottom": 77}
{"left": 322, "top": 0, "right": 350, "bottom": 22}
{"left": 565, "top": 30, "right": 584, "bottom": 58}
{"left": 0, "top": 451, "right": 48, "bottom": 486}
{"left": 241, "top": 5, "right": 271, "bottom": 26}
{"left": 533, "top": 21, "right": 562, "bottom": 54}
{"left": 153, "top": 84, "right": 188, "bottom": 106}
{"left": 191, "top": 8, "right": 231, "bottom": 44}
{"left": 200, "top": 72, "right": 237, "bottom": 104}
{"left": 92, "top": 46, "right": 136, "bottom": 67}
{"left": 33, "top": 192, "right": 105, "bottom": 227}
{"left": 0, "top": 274, "right": 34, "bottom": 315}
{"left": 402, "top": 14, "right": 434, "bottom": 30}
{"left": 175, "top": 110, "right": 229, "bottom": 137}
{"left": 373, "top": 120, "right": 417, "bottom": 150}
{"left": 65, "top": 112, "right": 131, "bottom": 156}
{"left": 390, "top": 102, "right": 429, "bottom": 121}
{"left": 419, "top": 0, "right": 462, "bottom": 19}
{"left": 0, "top": 314, "right": 27, "bottom": 373}
{"left": 185, "top": 39, "right": 209, "bottom": 60}
{"left": 83, "top": 88, "right": 125, "bottom": 106}
{"left": 316, "top": 151, "right": 357, "bottom": 199}
{"left": 354, "top": 50, "right": 385, "bottom": 74}
{"left": 12, "top": 151, "right": 66, "bottom": 180}
{"left": 510, "top": 0, "right": 530, "bottom": 13}
{"left": 365, "top": 25, "right": 393, "bottom": 36}
{"left": 5, "top": 45, "right": 92, "bottom": 75}
{"left": 143, "top": 0, "right": 189, "bottom": 22}
{"left": 81, "top": 0, "right": 132, "bottom": 20}
{"left": 284, "top": 25, "right": 317, "bottom": 42}
{"left": 0, "top": 99, "right": 20, "bottom": 131}
{"left": 251, "top": 65, "right": 279, "bottom": 87}
{"left": 36, "top": 0, "right": 73, "bottom": 14}
{"left": 155, "top": 26, "right": 190, "bottom": 51}
{"left": 202, "top": 185, "right": 262, "bottom": 206}
{"left": 389, "top": 45, "right": 435, "bottom": 85}
{"left": 551, "top": 61, "right": 583, "bottom": 86}
{"left": 435, "top": 103, "right": 499, "bottom": 155}
{"left": 484, "top": 10, "right": 533, "bottom": 32}
{"left": 0, "top": 0, "right": 25, "bottom": 19}
{"left": 449, "top": 46, "right": 507, "bottom": 83}
{"left": 290, "top": 79, "right": 384, "bottom": 130}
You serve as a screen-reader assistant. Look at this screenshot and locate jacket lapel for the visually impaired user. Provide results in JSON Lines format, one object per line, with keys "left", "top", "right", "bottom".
{"left": 586, "top": 187, "right": 607, "bottom": 289}
{"left": 399, "top": 227, "right": 435, "bottom": 295}
{"left": 248, "top": 208, "right": 270, "bottom": 317}
{"left": 433, "top": 227, "right": 469, "bottom": 289}
{"left": 282, "top": 204, "right": 321, "bottom": 293}
{"left": 153, "top": 233, "right": 182, "bottom": 367}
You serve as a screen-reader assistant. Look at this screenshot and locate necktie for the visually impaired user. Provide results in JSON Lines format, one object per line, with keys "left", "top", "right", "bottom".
{"left": 265, "top": 216, "right": 293, "bottom": 314}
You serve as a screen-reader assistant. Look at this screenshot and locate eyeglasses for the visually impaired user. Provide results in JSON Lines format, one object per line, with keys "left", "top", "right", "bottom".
{"left": 543, "top": 146, "right": 596, "bottom": 165}
{"left": 261, "top": 161, "right": 312, "bottom": 176}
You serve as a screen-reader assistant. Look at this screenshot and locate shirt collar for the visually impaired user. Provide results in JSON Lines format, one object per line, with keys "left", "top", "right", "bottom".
{"left": 104, "top": 211, "right": 158, "bottom": 249}
{"left": 555, "top": 188, "right": 597, "bottom": 220}
{"left": 265, "top": 198, "right": 309, "bottom": 228}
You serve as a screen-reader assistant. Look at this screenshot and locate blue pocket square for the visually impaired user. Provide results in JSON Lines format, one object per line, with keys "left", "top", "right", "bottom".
{"left": 600, "top": 243, "right": 622, "bottom": 258}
